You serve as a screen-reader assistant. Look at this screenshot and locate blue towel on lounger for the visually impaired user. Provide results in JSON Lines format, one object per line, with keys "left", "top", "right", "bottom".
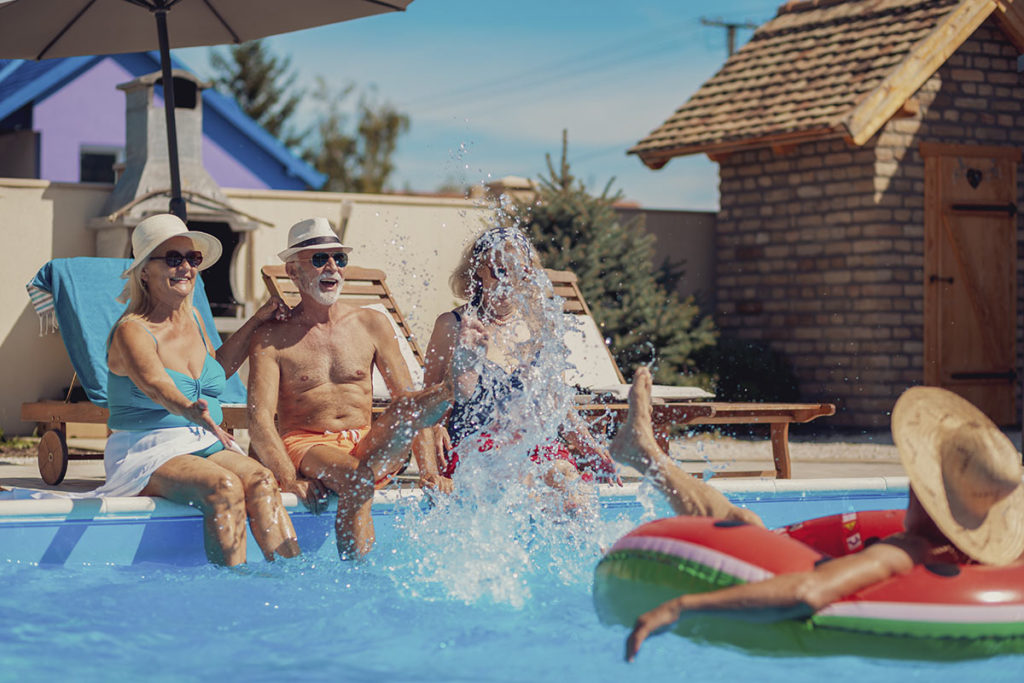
{"left": 27, "top": 257, "right": 246, "bottom": 407}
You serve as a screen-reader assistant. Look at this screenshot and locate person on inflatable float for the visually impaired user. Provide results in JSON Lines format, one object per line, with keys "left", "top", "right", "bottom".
{"left": 612, "top": 368, "right": 1024, "bottom": 662}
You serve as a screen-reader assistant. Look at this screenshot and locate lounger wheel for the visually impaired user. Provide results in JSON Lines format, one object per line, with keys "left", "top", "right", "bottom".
{"left": 38, "top": 429, "right": 69, "bottom": 485}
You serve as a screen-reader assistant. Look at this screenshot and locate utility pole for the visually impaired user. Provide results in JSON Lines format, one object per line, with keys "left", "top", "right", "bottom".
{"left": 700, "top": 17, "right": 759, "bottom": 56}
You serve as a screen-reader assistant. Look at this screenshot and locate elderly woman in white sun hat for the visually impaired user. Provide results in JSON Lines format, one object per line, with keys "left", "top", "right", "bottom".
{"left": 105, "top": 213, "right": 299, "bottom": 566}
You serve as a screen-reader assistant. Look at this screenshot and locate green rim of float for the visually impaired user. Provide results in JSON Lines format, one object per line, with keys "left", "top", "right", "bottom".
{"left": 593, "top": 514, "right": 1024, "bottom": 659}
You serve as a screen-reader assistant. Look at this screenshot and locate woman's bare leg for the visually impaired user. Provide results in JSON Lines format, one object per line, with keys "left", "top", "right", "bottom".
{"left": 610, "top": 368, "right": 764, "bottom": 526}
{"left": 209, "top": 451, "right": 301, "bottom": 561}
{"left": 141, "top": 455, "right": 249, "bottom": 565}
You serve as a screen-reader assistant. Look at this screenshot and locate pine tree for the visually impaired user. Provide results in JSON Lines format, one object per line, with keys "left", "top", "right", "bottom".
{"left": 511, "top": 133, "right": 717, "bottom": 386}
{"left": 210, "top": 40, "right": 304, "bottom": 150}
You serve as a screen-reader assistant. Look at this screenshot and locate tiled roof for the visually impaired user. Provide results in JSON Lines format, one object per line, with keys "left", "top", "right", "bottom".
{"left": 630, "top": 0, "right": 982, "bottom": 167}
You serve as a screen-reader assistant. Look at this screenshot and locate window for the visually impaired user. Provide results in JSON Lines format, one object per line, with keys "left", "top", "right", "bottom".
{"left": 79, "top": 146, "right": 123, "bottom": 183}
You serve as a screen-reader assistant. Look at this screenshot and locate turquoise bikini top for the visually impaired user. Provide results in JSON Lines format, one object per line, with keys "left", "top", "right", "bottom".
{"left": 106, "top": 311, "right": 226, "bottom": 431}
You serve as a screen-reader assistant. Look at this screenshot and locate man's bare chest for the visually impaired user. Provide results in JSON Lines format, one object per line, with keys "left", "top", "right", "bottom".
{"left": 277, "top": 326, "right": 376, "bottom": 390}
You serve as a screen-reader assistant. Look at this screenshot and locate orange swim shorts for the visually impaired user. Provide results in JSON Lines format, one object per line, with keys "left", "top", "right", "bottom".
{"left": 281, "top": 427, "right": 370, "bottom": 469}
{"left": 280, "top": 427, "right": 399, "bottom": 488}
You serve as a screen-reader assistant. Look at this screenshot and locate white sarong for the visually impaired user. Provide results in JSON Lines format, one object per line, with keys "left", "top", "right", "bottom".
{"left": 98, "top": 425, "right": 224, "bottom": 497}
{"left": 0, "top": 425, "right": 232, "bottom": 500}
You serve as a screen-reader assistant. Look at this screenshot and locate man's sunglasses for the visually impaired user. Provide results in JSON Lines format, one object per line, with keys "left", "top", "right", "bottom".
{"left": 150, "top": 250, "right": 203, "bottom": 268}
{"left": 303, "top": 252, "right": 349, "bottom": 269}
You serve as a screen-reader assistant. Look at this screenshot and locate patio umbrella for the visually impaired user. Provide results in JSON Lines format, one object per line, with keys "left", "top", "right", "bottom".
{"left": 0, "top": 0, "right": 414, "bottom": 220}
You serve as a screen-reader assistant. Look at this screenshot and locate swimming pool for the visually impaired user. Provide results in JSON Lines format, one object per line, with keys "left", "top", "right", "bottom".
{"left": 0, "top": 478, "right": 1020, "bottom": 682}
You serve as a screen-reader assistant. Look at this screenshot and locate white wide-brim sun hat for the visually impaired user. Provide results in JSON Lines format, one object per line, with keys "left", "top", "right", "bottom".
{"left": 892, "top": 386, "right": 1024, "bottom": 565}
{"left": 120, "top": 213, "right": 222, "bottom": 278}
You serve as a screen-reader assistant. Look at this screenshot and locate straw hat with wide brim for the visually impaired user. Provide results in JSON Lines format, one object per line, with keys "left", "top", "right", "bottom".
{"left": 892, "top": 386, "right": 1024, "bottom": 565}
{"left": 120, "top": 213, "right": 222, "bottom": 278}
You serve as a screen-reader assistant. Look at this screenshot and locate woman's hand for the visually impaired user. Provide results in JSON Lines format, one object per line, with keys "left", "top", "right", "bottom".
{"left": 452, "top": 315, "right": 489, "bottom": 380}
{"left": 184, "top": 398, "right": 241, "bottom": 453}
{"left": 253, "top": 296, "right": 291, "bottom": 324}
{"left": 432, "top": 424, "right": 452, "bottom": 472}
{"left": 625, "top": 598, "right": 685, "bottom": 662}
{"left": 580, "top": 448, "right": 622, "bottom": 486}
{"left": 419, "top": 472, "right": 454, "bottom": 494}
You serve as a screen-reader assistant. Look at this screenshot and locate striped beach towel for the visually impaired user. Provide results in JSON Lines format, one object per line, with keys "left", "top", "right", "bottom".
{"left": 26, "top": 281, "right": 57, "bottom": 335}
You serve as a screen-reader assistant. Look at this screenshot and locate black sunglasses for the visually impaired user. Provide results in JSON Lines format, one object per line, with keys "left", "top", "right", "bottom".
{"left": 150, "top": 250, "right": 203, "bottom": 268}
{"left": 305, "top": 252, "right": 349, "bottom": 268}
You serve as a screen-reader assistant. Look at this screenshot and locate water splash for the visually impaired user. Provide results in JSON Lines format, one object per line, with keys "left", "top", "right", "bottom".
{"left": 388, "top": 225, "right": 622, "bottom": 606}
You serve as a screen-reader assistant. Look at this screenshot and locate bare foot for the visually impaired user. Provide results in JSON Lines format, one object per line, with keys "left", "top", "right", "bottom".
{"left": 609, "top": 367, "right": 665, "bottom": 473}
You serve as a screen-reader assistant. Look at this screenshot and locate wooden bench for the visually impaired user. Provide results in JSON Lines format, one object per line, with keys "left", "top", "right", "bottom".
{"left": 548, "top": 268, "right": 835, "bottom": 478}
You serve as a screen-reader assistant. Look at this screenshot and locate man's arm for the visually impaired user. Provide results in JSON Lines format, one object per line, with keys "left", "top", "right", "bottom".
{"left": 625, "top": 540, "right": 917, "bottom": 661}
{"left": 246, "top": 327, "right": 327, "bottom": 512}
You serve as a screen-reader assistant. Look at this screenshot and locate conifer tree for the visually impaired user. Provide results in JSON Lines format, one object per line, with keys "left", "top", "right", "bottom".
{"left": 511, "top": 133, "right": 717, "bottom": 386}
{"left": 210, "top": 40, "right": 304, "bottom": 149}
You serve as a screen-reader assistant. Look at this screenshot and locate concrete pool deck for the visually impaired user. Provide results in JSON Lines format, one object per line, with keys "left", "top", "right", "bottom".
{"left": 0, "top": 429, "right": 926, "bottom": 495}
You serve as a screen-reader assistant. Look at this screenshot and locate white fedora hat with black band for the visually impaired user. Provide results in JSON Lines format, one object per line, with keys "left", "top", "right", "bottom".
{"left": 278, "top": 217, "right": 352, "bottom": 261}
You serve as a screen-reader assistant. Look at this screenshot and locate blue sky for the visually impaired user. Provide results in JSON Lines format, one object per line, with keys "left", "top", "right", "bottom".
{"left": 179, "top": 0, "right": 783, "bottom": 210}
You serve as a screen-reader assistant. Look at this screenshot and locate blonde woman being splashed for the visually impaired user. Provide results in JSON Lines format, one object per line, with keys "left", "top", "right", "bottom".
{"left": 422, "top": 227, "right": 619, "bottom": 508}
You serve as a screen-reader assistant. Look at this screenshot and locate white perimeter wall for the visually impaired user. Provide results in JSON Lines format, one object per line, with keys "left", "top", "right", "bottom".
{"left": 0, "top": 179, "right": 493, "bottom": 435}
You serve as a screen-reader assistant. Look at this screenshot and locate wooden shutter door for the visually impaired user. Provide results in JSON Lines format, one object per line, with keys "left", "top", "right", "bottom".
{"left": 922, "top": 142, "right": 1020, "bottom": 426}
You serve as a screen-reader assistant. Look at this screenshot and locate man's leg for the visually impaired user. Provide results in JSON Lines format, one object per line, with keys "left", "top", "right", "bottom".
{"left": 301, "top": 381, "right": 454, "bottom": 559}
{"left": 299, "top": 445, "right": 376, "bottom": 559}
{"left": 610, "top": 368, "right": 764, "bottom": 526}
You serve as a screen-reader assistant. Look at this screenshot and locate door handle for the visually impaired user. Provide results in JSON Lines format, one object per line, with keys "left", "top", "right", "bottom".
{"left": 929, "top": 275, "right": 954, "bottom": 284}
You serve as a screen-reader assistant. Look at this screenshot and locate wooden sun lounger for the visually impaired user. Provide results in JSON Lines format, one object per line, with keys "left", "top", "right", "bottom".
{"left": 260, "top": 264, "right": 424, "bottom": 367}
{"left": 548, "top": 269, "right": 835, "bottom": 479}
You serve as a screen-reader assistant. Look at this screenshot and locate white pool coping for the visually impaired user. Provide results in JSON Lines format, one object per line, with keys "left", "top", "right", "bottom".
{"left": 0, "top": 476, "right": 911, "bottom": 521}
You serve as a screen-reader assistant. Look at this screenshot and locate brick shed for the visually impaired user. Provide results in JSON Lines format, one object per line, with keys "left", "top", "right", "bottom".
{"left": 631, "top": 0, "right": 1024, "bottom": 428}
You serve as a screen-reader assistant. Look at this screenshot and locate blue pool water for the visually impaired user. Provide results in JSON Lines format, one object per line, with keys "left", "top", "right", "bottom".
{"left": 0, "top": 486, "right": 1020, "bottom": 682}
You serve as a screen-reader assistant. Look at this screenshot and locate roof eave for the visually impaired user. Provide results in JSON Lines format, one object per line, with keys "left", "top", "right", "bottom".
{"left": 631, "top": 125, "right": 846, "bottom": 168}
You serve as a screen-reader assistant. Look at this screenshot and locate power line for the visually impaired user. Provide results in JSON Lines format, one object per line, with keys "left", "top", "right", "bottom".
{"left": 401, "top": 21, "right": 704, "bottom": 114}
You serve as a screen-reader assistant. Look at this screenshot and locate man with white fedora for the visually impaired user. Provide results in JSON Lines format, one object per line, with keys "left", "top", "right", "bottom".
{"left": 618, "top": 379, "right": 1024, "bottom": 660}
{"left": 247, "top": 217, "right": 452, "bottom": 559}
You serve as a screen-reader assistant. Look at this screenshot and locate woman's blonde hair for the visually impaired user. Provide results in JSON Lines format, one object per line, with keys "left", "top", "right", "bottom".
{"left": 449, "top": 226, "right": 542, "bottom": 302}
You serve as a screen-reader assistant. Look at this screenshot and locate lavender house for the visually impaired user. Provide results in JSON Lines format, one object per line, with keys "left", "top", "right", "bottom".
{"left": 0, "top": 51, "right": 324, "bottom": 191}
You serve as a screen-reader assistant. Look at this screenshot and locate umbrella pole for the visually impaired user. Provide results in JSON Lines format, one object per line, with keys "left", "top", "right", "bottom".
{"left": 154, "top": 9, "right": 187, "bottom": 222}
